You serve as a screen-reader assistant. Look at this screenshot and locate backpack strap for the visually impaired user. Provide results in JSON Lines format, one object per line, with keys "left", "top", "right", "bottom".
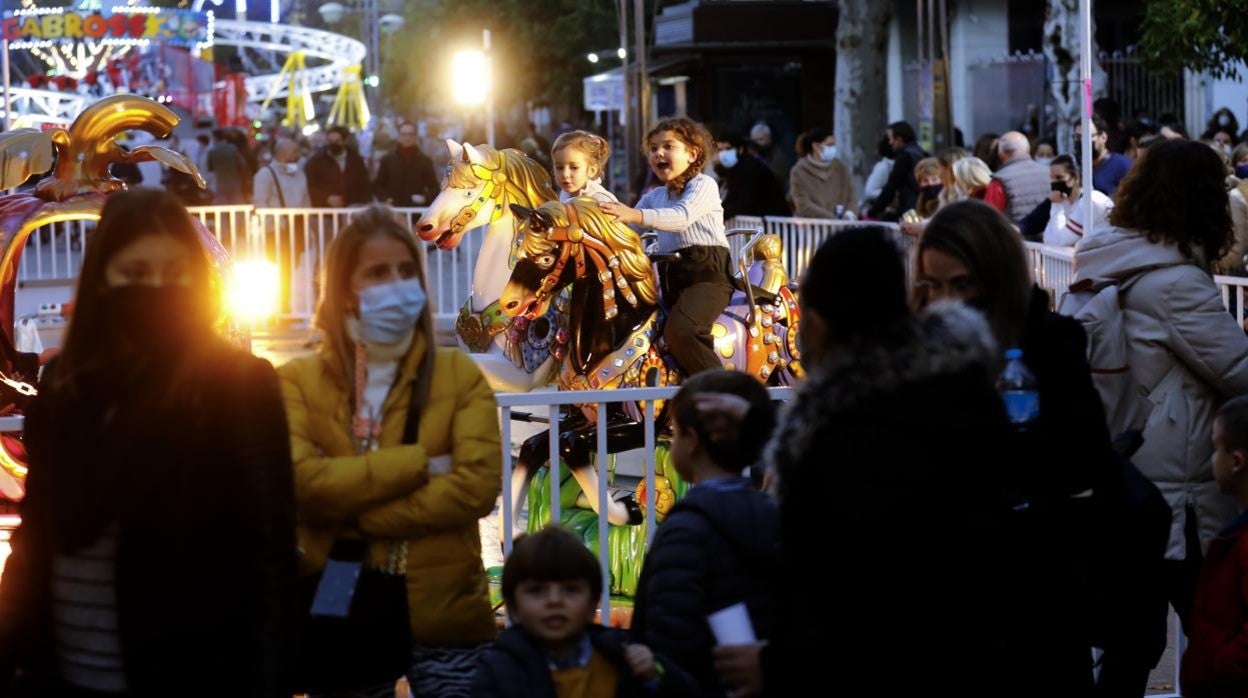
{"left": 266, "top": 165, "right": 287, "bottom": 208}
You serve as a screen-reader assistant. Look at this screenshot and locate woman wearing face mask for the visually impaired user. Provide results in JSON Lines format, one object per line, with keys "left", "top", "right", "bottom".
{"left": 0, "top": 189, "right": 297, "bottom": 696}
{"left": 1042, "top": 154, "right": 1113, "bottom": 247}
{"left": 279, "top": 204, "right": 501, "bottom": 697}
{"left": 902, "top": 157, "right": 943, "bottom": 222}
{"left": 253, "top": 137, "right": 310, "bottom": 209}
{"left": 787, "top": 127, "right": 856, "bottom": 218}
{"left": 713, "top": 130, "right": 790, "bottom": 220}
{"left": 1219, "top": 143, "right": 1248, "bottom": 276}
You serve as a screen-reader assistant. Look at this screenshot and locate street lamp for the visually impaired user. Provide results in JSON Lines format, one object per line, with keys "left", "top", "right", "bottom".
{"left": 585, "top": 48, "right": 627, "bottom": 64}
{"left": 318, "top": 1, "right": 404, "bottom": 107}
{"left": 450, "top": 30, "right": 494, "bottom": 146}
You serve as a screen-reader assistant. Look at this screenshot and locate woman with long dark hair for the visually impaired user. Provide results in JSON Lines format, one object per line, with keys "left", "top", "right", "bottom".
{"left": 915, "top": 200, "right": 1125, "bottom": 695}
{"left": 0, "top": 188, "right": 297, "bottom": 696}
{"left": 279, "top": 204, "right": 501, "bottom": 697}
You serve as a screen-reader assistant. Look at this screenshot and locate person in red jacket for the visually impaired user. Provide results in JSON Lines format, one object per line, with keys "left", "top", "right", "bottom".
{"left": 1183, "top": 394, "right": 1248, "bottom": 697}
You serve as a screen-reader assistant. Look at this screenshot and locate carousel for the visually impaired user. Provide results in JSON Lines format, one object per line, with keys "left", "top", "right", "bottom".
{"left": 415, "top": 142, "right": 803, "bottom": 612}
{"left": 0, "top": 93, "right": 245, "bottom": 577}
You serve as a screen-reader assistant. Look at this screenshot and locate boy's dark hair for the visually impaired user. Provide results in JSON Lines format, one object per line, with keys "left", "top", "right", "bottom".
{"left": 502, "top": 525, "right": 602, "bottom": 607}
{"left": 1218, "top": 395, "right": 1248, "bottom": 454}
{"left": 669, "top": 370, "right": 776, "bottom": 473}
{"left": 805, "top": 225, "right": 910, "bottom": 345}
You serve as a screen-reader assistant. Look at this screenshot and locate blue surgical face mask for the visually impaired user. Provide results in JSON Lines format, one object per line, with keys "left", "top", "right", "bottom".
{"left": 820, "top": 145, "right": 837, "bottom": 161}
{"left": 356, "top": 278, "right": 427, "bottom": 344}
{"left": 1237, "top": 163, "right": 1248, "bottom": 180}
{"left": 718, "top": 149, "right": 739, "bottom": 169}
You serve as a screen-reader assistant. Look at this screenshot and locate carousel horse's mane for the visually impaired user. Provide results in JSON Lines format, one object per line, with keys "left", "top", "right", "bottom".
{"left": 520, "top": 198, "right": 658, "bottom": 308}
{"left": 445, "top": 144, "right": 558, "bottom": 207}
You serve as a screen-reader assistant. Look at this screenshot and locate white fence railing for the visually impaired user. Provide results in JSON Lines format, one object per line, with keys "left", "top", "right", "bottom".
{"left": 495, "top": 385, "right": 793, "bottom": 623}
{"left": 1023, "top": 242, "right": 1077, "bottom": 299}
{"left": 12, "top": 208, "right": 1246, "bottom": 352}
{"left": 13, "top": 205, "right": 483, "bottom": 322}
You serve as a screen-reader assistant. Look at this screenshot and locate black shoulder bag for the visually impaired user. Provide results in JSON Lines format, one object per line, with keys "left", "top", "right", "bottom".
{"left": 292, "top": 386, "right": 422, "bottom": 693}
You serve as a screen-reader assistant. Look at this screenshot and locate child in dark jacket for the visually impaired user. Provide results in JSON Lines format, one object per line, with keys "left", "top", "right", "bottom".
{"left": 630, "top": 370, "right": 780, "bottom": 697}
{"left": 470, "top": 525, "right": 698, "bottom": 698}
{"left": 1183, "top": 395, "right": 1248, "bottom": 697}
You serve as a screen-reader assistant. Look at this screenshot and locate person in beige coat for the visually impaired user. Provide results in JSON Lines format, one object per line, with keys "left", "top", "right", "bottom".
{"left": 1216, "top": 143, "right": 1248, "bottom": 275}
{"left": 788, "top": 127, "right": 856, "bottom": 218}
{"left": 1070, "top": 140, "right": 1248, "bottom": 642}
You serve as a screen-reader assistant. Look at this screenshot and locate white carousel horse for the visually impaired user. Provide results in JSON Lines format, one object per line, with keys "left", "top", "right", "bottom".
{"left": 414, "top": 140, "right": 564, "bottom": 393}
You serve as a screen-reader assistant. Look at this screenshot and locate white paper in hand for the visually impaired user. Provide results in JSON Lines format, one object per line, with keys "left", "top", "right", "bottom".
{"left": 707, "top": 602, "right": 756, "bottom": 645}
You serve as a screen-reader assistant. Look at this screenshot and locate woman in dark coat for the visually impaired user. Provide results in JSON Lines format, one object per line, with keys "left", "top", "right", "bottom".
{"left": 713, "top": 226, "right": 1015, "bottom": 696}
{"left": 0, "top": 189, "right": 297, "bottom": 697}
{"left": 914, "top": 200, "right": 1141, "bottom": 696}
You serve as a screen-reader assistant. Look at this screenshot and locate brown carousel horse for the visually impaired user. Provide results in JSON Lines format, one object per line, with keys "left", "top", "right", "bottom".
{"left": 497, "top": 198, "right": 803, "bottom": 536}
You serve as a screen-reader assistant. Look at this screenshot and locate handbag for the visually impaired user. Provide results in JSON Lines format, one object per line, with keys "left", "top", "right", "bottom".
{"left": 292, "top": 384, "right": 423, "bottom": 693}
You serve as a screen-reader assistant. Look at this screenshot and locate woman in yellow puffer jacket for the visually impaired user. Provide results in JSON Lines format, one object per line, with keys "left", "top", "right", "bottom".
{"left": 279, "top": 204, "right": 501, "bottom": 697}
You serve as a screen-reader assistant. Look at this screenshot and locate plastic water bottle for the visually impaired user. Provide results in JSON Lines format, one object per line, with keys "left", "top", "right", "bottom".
{"left": 997, "top": 348, "right": 1040, "bottom": 427}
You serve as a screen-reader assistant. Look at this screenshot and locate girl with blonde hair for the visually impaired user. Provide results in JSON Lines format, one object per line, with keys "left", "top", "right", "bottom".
{"left": 551, "top": 129, "right": 618, "bottom": 203}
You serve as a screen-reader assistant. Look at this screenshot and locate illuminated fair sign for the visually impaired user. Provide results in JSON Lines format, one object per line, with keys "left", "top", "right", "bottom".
{"left": 2, "top": 6, "right": 211, "bottom": 50}
{"left": 3, "top": 1, "right": 213, "bottom": 79}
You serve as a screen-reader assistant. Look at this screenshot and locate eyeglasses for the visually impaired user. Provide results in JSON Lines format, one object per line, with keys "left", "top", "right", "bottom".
{"left": 915, "top": 277, "right": 979, "bottom": 297}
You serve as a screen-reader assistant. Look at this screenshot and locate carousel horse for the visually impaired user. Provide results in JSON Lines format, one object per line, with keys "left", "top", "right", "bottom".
{"left": 414, "top": 141, "right": 566, "bottom": 392}
{"left": 496, "top": 198, "right": 803, "bottom": 538}
{"left": 0, "top": 95, "right": 231, "bottom": 503}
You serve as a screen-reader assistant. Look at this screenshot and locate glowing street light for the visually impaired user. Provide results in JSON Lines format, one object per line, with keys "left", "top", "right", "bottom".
{"left": 451, "top": 32, "right": 495, "bottom": 146}
{"left": 451, "top": 49, "right": 490, "bottom": 106}
{"left": 585, "top": 48, "right": 627, "bottom": 64}
{"left": 227, "top": 259, "right": 281, "bottom": 323}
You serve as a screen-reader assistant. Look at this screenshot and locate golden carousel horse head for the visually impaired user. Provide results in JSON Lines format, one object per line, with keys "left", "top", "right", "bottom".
{"left": 501, "top": 199, "right": 657, "bottom": 321}
{"left": 415, "top": 140, "right": 559, "bottom": 249}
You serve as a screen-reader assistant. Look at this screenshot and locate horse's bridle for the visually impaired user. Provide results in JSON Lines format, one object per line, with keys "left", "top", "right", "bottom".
{"left": 528, "top": 204, "right": 637, "bottom": 321}
{"left": 448, "top": 152, "right": 509, "bottom": 237}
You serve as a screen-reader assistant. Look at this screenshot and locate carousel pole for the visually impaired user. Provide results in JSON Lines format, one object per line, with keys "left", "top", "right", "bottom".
{"left": 633, "top": 0, "right": 648, "bottom": 137}
{"left": 2, "top": 38, "right": 12, "bottom": 131}
{"left": 617, "top": 0, "right": 630, "bottom": 199}
{"left": 484, "top": 29, "right": 495, "bottom": 148}
{"left": 1079, "top": 0, "right": 1093, "bottom": 239}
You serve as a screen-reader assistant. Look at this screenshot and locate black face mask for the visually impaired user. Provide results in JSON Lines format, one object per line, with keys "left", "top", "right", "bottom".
{"left": 328, "top": 143, "right": 345, "bottom": 156}
{"left": 920, "top": 184, "right": 943, "bottom": 199}
{"left": 97, "top": 285, "right": 213, "bottom": 358}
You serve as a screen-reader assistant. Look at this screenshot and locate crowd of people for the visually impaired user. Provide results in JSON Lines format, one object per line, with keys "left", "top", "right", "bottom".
{"left": 867, "top": 106, "right": 1248, "bottom": 283}
{"left": 135, "top": 114, "right": 861, "bottom": 231}
{"left": 4, "top": 98, "right": 1248, "bottom": 698}
{"left": 150, "top": 122, "right": 442, "bottom": 212}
